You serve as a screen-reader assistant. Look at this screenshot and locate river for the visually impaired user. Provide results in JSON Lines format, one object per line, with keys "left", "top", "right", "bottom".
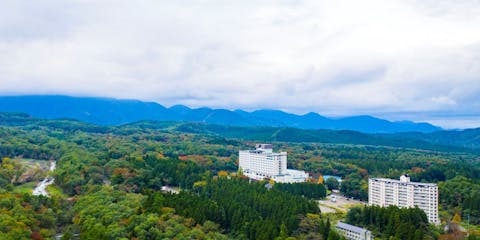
{"left": 32, "top": 161, "right": 56, "bottom": 197}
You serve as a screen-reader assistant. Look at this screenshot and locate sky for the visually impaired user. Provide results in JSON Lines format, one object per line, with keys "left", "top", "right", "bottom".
{"left": 0, "top": 0, "right": 479, "bottom": 129}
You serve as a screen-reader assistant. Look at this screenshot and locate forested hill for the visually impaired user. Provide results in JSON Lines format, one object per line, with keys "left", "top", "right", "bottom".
{"left": 0, "top": 112, "right": 479, "bottom": 239}
{"left": 0, "top": 95, "right": 441, "bottom": 133}
{"left": 150, "top": 122, "right": 480, "bottom": 153}
{"left": 1, "top": 112, "right": 479, "bottom": 153}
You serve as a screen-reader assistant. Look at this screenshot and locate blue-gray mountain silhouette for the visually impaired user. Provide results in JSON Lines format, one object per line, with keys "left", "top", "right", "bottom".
{"left": 0, "top": 95, "right": 441, "bottom": 133}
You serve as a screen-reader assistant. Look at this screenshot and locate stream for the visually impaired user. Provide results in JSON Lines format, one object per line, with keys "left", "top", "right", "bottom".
{"left": 32, "top": 161, "right": 56, "bottom": 197}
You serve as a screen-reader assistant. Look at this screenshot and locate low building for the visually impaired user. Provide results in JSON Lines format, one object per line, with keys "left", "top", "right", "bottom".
{"left": 335, "top": 222, "right": 373, "bottom": 240}
{"left": 239, "top": 144, "right": 308, "bottom": 183}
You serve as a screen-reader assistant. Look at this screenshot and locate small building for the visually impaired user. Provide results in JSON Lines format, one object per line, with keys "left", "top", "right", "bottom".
{"left": 161, "top": 186, "right": 179, "bottom": 194}
{"left": 335, "top": 222, "right": 373, "bottom": 240}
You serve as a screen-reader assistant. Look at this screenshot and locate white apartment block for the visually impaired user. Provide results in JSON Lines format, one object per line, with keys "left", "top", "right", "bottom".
{"left": 239, "top": 144, "right": 308, "bottom": 183}
{"left": 368, "top": 175, "right": 440, "bottom": 224}
{"left": 336, "top": 222, "right": 373, "bottom": 240}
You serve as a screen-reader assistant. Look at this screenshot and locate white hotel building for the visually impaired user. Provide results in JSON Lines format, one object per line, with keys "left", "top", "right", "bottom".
{"left": 368, "top": 175, "right": 440, "bottom": 224}
{"left": 239, "top": 144, "right": 309, "bottom": 183}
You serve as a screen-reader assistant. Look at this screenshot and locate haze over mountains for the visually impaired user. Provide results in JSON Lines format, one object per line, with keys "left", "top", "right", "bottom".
{"left": 0, "top": 95, "right": 442, "bottom": 133}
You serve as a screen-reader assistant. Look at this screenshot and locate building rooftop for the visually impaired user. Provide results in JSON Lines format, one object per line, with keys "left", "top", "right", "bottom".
{"left": 239, "top": 149, "right": 286, "bottom": 155}
{"left": 255, "top": 144, "right": 273, "bottom": 149}
{"left": 285, "top": 169, "right": 306, "bottom": 174}
{"left": 336, "top": 222, "right": 369, "bottom": 234}
{"left": 370, "top": 177, "right": 437, "bottom": 187}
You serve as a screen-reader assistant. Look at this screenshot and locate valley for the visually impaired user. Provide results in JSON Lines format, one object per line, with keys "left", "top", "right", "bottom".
{"left": 0, "top": 113, "right": 478, "bottom": 239}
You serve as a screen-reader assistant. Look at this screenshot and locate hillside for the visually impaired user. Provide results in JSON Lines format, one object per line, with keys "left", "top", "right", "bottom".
{"left": 0, "top": 95, "right": 441, "bottom": 133}
{"left": 0, "top": 112, "right": 479, "bottom": 239}
{"left": 1, "top": 113, "right": 478, "bottom": 152}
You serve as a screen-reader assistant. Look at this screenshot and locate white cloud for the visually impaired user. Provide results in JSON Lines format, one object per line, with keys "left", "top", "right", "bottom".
{"left": 0, "top": 0, "right": 479, "bottom": 128}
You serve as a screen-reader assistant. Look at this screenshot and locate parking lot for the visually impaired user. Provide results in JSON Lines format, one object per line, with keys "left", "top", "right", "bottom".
{"left": 318, "top": 193, "right": 366, "bottom": 213}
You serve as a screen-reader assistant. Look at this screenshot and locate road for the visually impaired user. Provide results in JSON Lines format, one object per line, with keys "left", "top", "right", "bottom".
{"left": 318, "top": 193, "right": 366, "bottom": 213}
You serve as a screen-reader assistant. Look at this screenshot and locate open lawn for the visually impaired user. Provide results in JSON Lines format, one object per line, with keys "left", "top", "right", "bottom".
{"left": 46, "top": 184, "right": 66, "bottom": 198}
{"left": 12, "top": 182, "right": 37, "bottom": 194}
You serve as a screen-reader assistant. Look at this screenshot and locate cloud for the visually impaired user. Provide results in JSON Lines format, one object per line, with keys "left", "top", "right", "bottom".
{"left": 0, "top": 0, "right": 479, "bottom": 128}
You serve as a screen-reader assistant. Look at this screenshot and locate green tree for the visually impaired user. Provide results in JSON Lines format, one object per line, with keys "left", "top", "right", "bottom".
{"left": 325, "top": 177, "right": 339, "bottom": 190}
{"left": 276, "top": 223, "right": 289, "bottom": 240}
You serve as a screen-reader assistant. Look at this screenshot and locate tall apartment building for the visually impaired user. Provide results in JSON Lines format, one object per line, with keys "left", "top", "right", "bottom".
{"left": 239, "top": 144, "right": 308, "bottom": 183}
{"left": 368, "top": 175, "right": 439, "bottom": 224}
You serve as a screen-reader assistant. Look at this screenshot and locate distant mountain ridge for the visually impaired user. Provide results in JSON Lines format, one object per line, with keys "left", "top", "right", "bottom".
{"left": 0, "top": 95, "right": 442, "bottom": 133}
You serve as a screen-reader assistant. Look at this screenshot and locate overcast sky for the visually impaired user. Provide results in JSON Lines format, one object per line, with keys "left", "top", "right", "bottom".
{"left": 1, "top": 0, "right": 479, "bottom": 128}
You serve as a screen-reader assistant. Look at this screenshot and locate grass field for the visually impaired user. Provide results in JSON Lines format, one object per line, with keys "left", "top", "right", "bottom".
{"left": 46, "top": 184, "right": 66, "bottom": 198}
{"left": 16, "top": 158, "right": 50, "bottom": 170}
{"left": 12, "top": 182, "right": 37, "bottom": 194}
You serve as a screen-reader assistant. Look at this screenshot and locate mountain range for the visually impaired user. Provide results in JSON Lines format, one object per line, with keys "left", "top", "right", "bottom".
{"left": 0, "top": 95, "right": 442, "bottom": 133}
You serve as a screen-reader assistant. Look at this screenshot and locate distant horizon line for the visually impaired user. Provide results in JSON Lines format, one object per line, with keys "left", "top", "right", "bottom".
{"left": 1, "top": 93, "right": 478, "bottom": 130}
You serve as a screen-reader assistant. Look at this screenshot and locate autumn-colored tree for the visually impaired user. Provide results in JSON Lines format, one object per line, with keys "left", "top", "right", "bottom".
{"left": 269, "top": 178, "right": 276, "bottom": 185}
{"left": 452, "top": 212, "right": 461, "bottom": 223}
{"left": 30, "top": 232, "right": 44, "bottom": 240}
{"left": 318, "top": 175, "right": 324, "bottom": 184}
{"left": 218, "top": 170, "right": 229, "bottom": 178}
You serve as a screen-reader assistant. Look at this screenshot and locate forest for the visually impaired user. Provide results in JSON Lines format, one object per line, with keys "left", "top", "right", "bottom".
{"left": 0, "top": 113, "right": 479, "bottom": 239}
{"left": 346, "top": 205, "right": 431, "bottom": 240}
